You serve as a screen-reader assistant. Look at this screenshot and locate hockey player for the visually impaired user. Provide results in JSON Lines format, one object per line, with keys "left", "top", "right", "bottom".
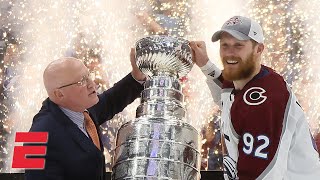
{"left": 190, "top": 16, "right": 320, "bottom": 179}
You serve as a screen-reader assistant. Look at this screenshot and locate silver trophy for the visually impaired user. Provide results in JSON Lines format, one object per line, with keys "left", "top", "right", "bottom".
{"left": 112, "top": 35, "right": 201, "bottom": 180}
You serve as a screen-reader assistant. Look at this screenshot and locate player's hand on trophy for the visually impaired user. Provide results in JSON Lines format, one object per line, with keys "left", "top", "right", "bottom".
{"left": 130, "top": 48, "right": 146, "bottom": 81}
{"left": 189, "top": 41, "right": 209, "bottom": 67}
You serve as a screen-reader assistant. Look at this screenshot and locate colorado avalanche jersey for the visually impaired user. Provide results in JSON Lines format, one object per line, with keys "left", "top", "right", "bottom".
{"left": 201, "top": 63, "right": 320, "bottom": 180}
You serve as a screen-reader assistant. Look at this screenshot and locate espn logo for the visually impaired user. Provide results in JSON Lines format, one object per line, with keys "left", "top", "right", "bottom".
{"left": 12, "top": 132, "right": 48, "bottom": 169}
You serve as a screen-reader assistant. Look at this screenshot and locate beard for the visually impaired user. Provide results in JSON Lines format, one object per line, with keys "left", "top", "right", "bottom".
{"left": 222, "top": 52, "right": 256, "bottom": 81}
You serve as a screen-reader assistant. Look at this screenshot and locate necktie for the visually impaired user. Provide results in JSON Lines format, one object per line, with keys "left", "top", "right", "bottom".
{"left": 83, "top": 111, "right": 101, "bottom": 150}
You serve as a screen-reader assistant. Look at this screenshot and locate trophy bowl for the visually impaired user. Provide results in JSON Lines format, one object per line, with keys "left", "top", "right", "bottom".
{"left": 135, "top": 35, "right": 194, "bottom": 78}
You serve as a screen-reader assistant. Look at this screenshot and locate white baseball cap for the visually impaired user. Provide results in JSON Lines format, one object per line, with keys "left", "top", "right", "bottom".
{"left": 212, "top": 16, "right": 264, "bottom": 44}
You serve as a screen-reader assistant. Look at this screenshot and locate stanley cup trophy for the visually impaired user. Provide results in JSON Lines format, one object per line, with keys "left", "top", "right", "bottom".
{"left": 112, "top": 35, "right": 201, "bottom": 179}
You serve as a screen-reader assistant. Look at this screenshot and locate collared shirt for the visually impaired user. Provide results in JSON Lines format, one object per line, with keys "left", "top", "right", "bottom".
{"left": 60, "top": 106, "right": 89, "bottom": 137}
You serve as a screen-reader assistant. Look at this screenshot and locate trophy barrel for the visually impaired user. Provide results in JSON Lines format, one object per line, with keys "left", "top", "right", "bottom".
{"left": 112, "top": 118, "right": 201, "bottom": 180}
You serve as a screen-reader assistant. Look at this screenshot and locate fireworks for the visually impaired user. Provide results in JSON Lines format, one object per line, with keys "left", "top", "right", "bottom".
{"left": 1, "top": 0, "right": 319, "bottom": 172}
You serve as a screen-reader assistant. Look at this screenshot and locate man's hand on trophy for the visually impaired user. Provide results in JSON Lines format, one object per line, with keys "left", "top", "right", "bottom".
{"left": 189, "top": 41, "right": 209, "bottom": 67}
{"left": 130, "top": 48, "right": 146, "bottom": 81}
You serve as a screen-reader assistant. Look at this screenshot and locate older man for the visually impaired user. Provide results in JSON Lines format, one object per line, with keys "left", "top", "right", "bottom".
{"left": 25, "top": 49, "right": 145, "bottom": 180}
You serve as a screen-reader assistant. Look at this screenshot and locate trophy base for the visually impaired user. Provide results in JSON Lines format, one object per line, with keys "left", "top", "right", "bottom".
{"left": 112, "top": 118, "right": 201, "bottom": 180}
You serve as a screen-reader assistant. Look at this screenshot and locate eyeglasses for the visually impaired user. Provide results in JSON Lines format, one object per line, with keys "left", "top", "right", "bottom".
{"left": 57, "top": 72, "right": 95, "bottom": 89}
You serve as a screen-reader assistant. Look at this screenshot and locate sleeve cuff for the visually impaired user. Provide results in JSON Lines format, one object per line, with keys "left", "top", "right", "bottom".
{"left": 132, "top": 74, "right": 147, "bottom": 85}
{"left": 200, "top": 60, "right": 222, "bottom": 79}
{"left": 136, "top": 80, "right": 145, "bottom": 84}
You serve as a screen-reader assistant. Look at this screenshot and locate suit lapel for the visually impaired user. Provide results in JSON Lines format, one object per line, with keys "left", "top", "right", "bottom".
{"left": 65, "top": 123, "right": 100, "bottom": 153}
{"left": 45, "top": 99, "right": 102, "bottom": 153}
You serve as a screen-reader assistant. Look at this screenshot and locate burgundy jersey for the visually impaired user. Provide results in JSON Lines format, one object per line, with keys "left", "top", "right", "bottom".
{"left": 202, "top": 64, "right": 320, "bottom": 180}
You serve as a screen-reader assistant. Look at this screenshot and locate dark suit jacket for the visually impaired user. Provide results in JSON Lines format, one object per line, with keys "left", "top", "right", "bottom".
{"left": 25, "top": 74, "right": 143, "bottom": 180}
